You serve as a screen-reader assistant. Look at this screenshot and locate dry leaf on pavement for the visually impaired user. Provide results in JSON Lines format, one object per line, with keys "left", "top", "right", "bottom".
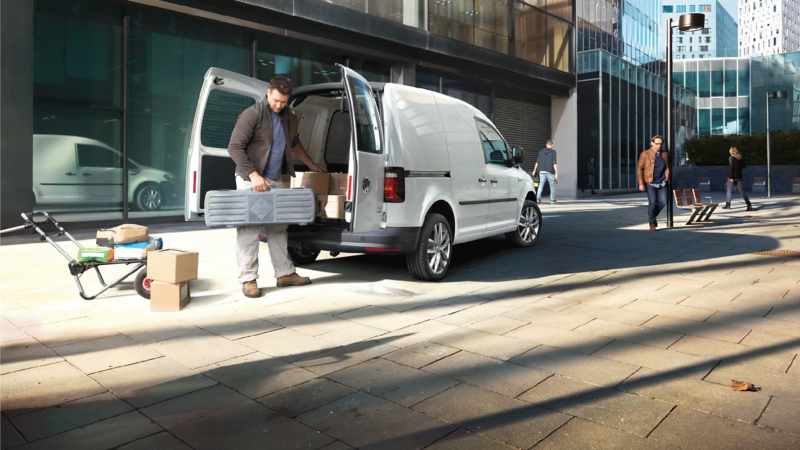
{"left": 729, "top": 380, "right": 760, "bottom": 392}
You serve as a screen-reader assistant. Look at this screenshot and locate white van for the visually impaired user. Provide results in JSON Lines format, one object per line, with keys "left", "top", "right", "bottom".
{"left": 186, "top": 66, "right": 542, "bottom": 281}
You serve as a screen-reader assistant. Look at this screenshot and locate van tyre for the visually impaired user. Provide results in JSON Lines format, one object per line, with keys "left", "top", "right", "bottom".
{"left": 506, "top": 200, "right": 541, "bottom": 248}
{"left": 134, "top": 268, "right": 152, "bottom": 299}
{"left": 134, "top": 184, "right": 165, "bottom": 211}
{"left": 407, "top": 213, "right": 452, "bottom": 281}
{"left": 288, "top": 246, "right": 320, "bottom": 266}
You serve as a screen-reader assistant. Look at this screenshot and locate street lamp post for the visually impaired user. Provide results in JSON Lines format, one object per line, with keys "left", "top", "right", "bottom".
{"left": 665, "top": 14, "right": 704, "bottom": 228}
{"left": 766, "top": 90, "right": 787, "bottom": 198}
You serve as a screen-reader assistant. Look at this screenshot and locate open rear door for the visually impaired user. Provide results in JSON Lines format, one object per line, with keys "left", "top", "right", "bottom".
{"left": 339, "top": 64, "right": 384, "bottom": 233}
{"left": 185, "top": 68, "right": 270, "bottom": 221}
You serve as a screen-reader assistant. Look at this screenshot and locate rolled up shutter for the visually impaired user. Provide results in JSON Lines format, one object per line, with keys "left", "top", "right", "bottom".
{"left": 492, "top": 86, "right": 551, "bottom": 174}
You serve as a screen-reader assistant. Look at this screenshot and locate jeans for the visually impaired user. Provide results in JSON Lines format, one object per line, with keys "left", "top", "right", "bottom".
{"left": 537, "top": 173, "right": 556, "bottom": 201}
{"left": 726, "top": 179, "right": 751, "bottom": 205}
{"left": 645, "top": 183, "right": 667, "bottom": 226}
{"left": 581, "top": 174, "right": 595, "bottom": 192}
{"left": 235, "top": 175, "right": 295, "bottom": 283}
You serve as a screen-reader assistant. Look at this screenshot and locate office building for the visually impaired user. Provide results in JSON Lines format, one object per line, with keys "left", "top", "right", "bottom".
{"left": 661, "top": 1, "right": 738, "bottom": 59}
{"left": 739, "top": 0, "right": 800, "bottom": 56}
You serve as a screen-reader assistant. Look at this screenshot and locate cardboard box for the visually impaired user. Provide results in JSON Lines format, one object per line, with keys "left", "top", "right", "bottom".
{"left": 293, "top": 172, "right": 330, "bottom": 196}
{"left": 329, "top": 173, "right": 349, "bottom": 195}
{"left": 147, "top": 249, "right": 199, "bottom": 283}
{"left": 150, "top": 281, "right": 191, "bottom": 311}
{"left": 96, "top": 224, "right": 148, "bottom": 247}
{"left": 278, "top": 174, "right": 292, "bottom": 187}
{"left": 317, "top": 195, "right": 346, "bottom": 219}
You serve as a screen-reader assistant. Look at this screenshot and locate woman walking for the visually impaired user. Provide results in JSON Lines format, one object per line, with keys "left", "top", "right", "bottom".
{"left": 722, "top": 147, "right": 752, "bottom": 211}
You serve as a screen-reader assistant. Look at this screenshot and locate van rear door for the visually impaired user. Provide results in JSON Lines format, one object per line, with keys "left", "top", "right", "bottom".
{"left": 339, "top": 64, "right": 384, "bottom": 233}
{"left": 185, "top": 68, "right": 269, "bottom": 221}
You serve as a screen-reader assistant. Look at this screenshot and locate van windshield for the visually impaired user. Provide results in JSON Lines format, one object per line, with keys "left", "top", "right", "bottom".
{"left": 345, "top": 77, "right": 381, "bottom": 154}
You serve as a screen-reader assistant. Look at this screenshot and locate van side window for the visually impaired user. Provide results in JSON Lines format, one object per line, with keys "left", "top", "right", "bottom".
{"left": 345, "top": 77, "right": 382, "bottom": 154}
{"left": 201, "top": 89, "right": 256, "bottom": 149}
{"left": 77, "top": 144, "right": 120, "bottom": 168}
{"left": 475, "top": 120, "right": 509, "bottom": 166}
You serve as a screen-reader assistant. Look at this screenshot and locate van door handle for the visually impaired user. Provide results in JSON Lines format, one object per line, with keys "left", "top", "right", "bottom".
{"left": 65, "top": 172, "right": 77, "bottom": 176}
{"left": 82, "top": 172, "right": 94, "bottom": 177}
{"left": 490, "top": 179, "right": 498, "bottom": 184}
{"left": 478, "top": 177, "right": 487, "bottom": 183}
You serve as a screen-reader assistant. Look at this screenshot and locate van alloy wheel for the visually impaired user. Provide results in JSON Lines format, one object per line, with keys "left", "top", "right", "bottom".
{"left": 136, "top": 185, "right": 164, "bottom": 211}
{"left": 427, "top": 222, "right": 451, "bottom": 275}
{"left": 518, "top": 205, "right": 540, "bottom": 243}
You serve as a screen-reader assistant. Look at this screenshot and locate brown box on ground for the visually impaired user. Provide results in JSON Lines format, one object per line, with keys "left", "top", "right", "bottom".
{"left": 151, "top": 281, "right": 191, "bottom": 311}
{"left": 279, "top": 174, "right": 291, "bottom": 187}
{"left": 329, "top": 173, "right": 348, "bottom": 195}
{"left": 147, "top": 249, "right": 199, "bottom": 283}
{"left": 293, "top": 172, "right": 330, "bottom": 196}
{"left": 317, "top": 195, "right": 346, "bottom": 219}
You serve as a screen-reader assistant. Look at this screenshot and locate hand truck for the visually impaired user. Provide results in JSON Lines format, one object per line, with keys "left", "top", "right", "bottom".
{"left": 0, "top": 211, "right": 152, "bottom": 300}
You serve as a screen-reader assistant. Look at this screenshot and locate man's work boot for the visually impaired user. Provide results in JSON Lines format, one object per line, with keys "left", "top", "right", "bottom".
{"left": 721, "top": 202, "right": 731, "bottom": 209}
{"left": 746, "top": 202, "right": 753, "bottom": 211}
{"left": 276, "top": 273, "right": 311, "bottom": 288}
{"left": 649, "top": 224, "right": 656, "bottom": 231}
{"left": 242, "top": 281, "right": 261, "bottom": 298}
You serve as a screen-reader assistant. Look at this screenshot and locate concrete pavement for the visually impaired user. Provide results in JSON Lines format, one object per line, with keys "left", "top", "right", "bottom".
{"left": 1, "top": 192, "right": 799, "bottom": 449}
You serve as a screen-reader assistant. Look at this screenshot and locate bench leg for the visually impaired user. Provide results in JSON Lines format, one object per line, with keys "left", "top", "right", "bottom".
{"left": 685, "top": 207, "right": 703, "bottom": 225}
{"left": 702, "top": 205, "right": 717, "bottom": 221}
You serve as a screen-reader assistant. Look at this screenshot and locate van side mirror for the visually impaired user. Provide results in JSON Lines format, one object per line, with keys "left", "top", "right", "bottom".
{"left": 512, "top": 147, "right": 524, "bottom": 165}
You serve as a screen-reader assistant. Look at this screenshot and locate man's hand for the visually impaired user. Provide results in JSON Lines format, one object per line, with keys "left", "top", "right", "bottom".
{"left": 249, "top": 172, "right": 271, "bottom": 192}
{"left": 554, "top": 174, "right": 558, "bottom": 181}
{"left": 309, "top": 163, "right": 328, "bottom": 173}
{"left": 639, "top": 184, "right": 645, "bottom": 192}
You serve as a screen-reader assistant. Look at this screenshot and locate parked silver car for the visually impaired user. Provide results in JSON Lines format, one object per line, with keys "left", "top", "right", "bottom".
{"left": 33, "top": 135, "right": 178, "bottom": 211}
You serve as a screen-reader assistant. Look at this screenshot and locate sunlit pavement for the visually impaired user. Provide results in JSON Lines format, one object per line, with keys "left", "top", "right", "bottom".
{"left": 2, "top": 192, "right": 799, "bottom": 449}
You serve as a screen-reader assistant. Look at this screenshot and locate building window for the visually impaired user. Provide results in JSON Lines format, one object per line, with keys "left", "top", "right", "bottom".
{"left": 663, "top": 5, "right": 674, "bottom": 12}
{"left": 706, "top": 37, "right": 712, "bottom": 43}
{"left": 677, "top": 46, "right": 687, "bottom": 52}
{"left": 677, "top": 37, "right": 683, "bottom": 43}
{"left": 702, "top": 28, "right": 711, "bottom": 35}
{"left": 689, "top": 5, "right": 696, "bottom": 12}
{"left": 676, "top": 5, "right": 686, "bottom": 12}
{"left": 700, "top": 4, "right": 711, "bottom": 12}
{"left": 700, "top": 45, "right": 709, "bottom": 51}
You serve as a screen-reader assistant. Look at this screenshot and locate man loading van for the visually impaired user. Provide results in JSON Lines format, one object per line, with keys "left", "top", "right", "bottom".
{"left": 227, "top": 75, "right": 328, "bottom": 298}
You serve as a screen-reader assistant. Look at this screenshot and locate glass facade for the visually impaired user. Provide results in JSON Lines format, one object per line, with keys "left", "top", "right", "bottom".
{"left": 33, "top": 0, "right": 391, "bottom": 221}
{"left": 415, "top": 68, "right": 492, "bottom": 117}
{"left": 320, "top": 0, "right": 426, "bottom": 28}
{"left": 578, "top": 50, "right": 696, "bottom": 191}
{"left": 750, "top": 52, "right": 800, "bottom": 134}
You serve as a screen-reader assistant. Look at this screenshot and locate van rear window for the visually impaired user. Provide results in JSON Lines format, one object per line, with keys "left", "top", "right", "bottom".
{"left": 345, "top": 77, "right": 382, "bottom": 154}
{"left": 201, "top": 90, "right": 256, "bottom": 149}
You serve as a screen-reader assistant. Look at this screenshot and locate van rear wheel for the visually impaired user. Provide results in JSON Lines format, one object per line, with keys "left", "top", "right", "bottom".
{"left": 406, "top": 213, "right": 452, "bottom": 281}
{"left": 506, "top": 200, "right": 541, "bottom": 247}
{"left": 288, "top": 246, "right": 320, "bottom": 266}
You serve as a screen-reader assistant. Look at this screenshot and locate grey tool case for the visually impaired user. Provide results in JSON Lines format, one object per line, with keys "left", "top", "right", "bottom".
{"left": 204, "top": 188, "right": 316, "bottom": 228}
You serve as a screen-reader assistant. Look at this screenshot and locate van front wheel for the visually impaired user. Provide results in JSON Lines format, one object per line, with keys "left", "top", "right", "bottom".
{"left": 506, "top": 200, "right": 541, "bottom": 247}
{"left": 406, "top": 213, "right": 452, "bottom": 281}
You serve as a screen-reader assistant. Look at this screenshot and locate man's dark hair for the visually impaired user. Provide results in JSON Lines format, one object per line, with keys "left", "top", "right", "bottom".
{"left": 651, "top": 135, "right": 664, "bottom": 143}
{"left": 269, "top": 75, "right": 292, "bottom": 96}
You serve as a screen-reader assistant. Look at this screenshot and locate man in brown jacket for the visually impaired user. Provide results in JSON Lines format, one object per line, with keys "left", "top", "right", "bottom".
{"left": 228, "top": 75, "right": 327, "bottom": 298}
{"left": 637, "top": 135, "right": 670, "bottom": 231}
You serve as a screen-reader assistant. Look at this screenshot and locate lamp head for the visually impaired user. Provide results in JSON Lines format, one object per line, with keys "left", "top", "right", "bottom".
{"left": 772, "top": 90, "right": 788, "bottom": 99}
{"left": 678, "top": 13, "right": 705, "bottom": 32}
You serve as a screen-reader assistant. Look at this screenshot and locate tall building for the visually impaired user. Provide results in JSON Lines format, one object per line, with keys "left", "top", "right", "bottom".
{"left": 738, "top": 0, "right": 800, "bottom": 56}
{"left": 661, "top": 1, "right": 738, "bottom": 59}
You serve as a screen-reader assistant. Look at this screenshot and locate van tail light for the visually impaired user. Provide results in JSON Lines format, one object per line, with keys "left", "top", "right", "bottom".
{"left": 193, "top": 171, "right": 197, "bottom": 194}
{"left": 384, "top": 167, "right": 405, "bottom": 203}
{"left": 347, "top": 175, "right": 353, "bottom": 201}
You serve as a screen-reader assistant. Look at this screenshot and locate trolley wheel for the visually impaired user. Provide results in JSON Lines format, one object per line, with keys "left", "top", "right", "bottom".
{"left": 134, "top": 268, "right": 152, "bottom": 300}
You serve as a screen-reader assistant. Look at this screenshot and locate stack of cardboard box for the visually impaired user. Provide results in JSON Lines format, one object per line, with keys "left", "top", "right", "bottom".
{"left": 288, "top": 172, "right": 347, "bottom": 220}
{"left": 147, "top": 249, "right": 199, "bottom": 311}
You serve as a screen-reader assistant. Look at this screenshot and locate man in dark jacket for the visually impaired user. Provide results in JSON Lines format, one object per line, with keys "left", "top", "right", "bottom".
{"left": 228, "top": 75, "right": 327, "bottom": 298}
{"left": 532, "top": 140, "right": 558, "bottom": 204}
{"left": 581, "top": 157, "right": 596, "bottom": 194}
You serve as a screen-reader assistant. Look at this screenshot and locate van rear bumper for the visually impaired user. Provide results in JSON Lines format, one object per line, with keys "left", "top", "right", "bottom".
{"left": 287, "top": 224, "right": 421, "bottom": 255}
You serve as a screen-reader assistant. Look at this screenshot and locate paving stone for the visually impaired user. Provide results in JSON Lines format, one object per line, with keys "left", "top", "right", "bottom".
{"left": 511, "top": 345, "right": 639, "bottom": 387}
{"left": 298, "top": 391, "right": 454, "bottom": 450}
{"left": 171, "top": 401, "right": 333, "bottom": 450}
{"left": 15, "top": 411, "right": 162, "bottom": 450}
{"left": 667, "top": 335, "right": 795, "bottom": 372}
{"left": 1, "top": 415, "right": 26, "bottom": 450}
{"left": 413, "top": 383, "right": 570, "bottom": 449}
{"left": 337, "top": 306, "right": 427, "bottom": 331}
{"left": 757, "top": 397, "right": 800, "bottom": 435}
{"left": 294, "top": 340, "right": 399, "bottom": 376}
{"left": 140, "top": 384, "right": 251, "bottom": 428}
{"left": 505, "top": 323, "right": 613, "bottom": 355}
{"left": 423, "top": 351, "right": 550, "bottom": 398}
{"left": 527, "top": 296, "right": 580, "bottom": 311}
{"left": 618, "top": 368, "right": 769, "bottom": 423}
{"left": 534, "top": 418, "right": 676, "bottom": 450}
{"left": 53, "top": 334, "right": 161, "bottom": 374}
{"left": 430, "top": 328, "right": 535, "bottom": 361}
{"left": 704, "top": 360, "right": 800, "bottom": 400}
{"left": 0, "top": 318, "right": 30, "bottom": 343}
{"left": 198, "top": 352, "right": 316, "bottom": 399}
{"left": 500, "top": 305, "right": 594, "bottom": 330}
{"left": 328, "top": 358, "right": 457, "bottom": 406}
{"left": 649, "top": 406, "right": 800, "bottom": 450}
{"left": 424, "top": 428, "right": 513, "bottom": 450}
{"left": 592, "top": 340, "right": 718, "bottom": 379}
{"left": 574, "top": 318, "right": 683, "bottom": 349}
{"left": 1, "top": 361, "right": 107, "bottom": 418}
{"left": 435, "top": 304, "right": 506, "bottom": 327}
{"left": 175, "top": 310, "right": 281, "bottom": 340}
{"left": 22, "top": 317, "right": 118, "bottom": 348}
{"left": 738, "top": 329, "right": 800, "bottom": 353}
{"left": 642, "top": 315, "right": 749, "bottom": 344}
{"left": 147, "top": 331, "right": 254, "bottom": 369}
{"left": 90, "top": 357, "right": 216, "bottom": 408}
{"left": 622, "top": 300, "right": 715, "bottom": 321}
{"left": 115, "top": 317, "right": 207, "bottom": 345}
{"left": 269, "top": 311, "right": 357, "bottom": 336}
{"left": 519, "top": 375, "right": 673, "bottom": 436}
{"left": 318, "top": 441, "right": 355, "bottom": 450}
{"left": 562, "top": 303, "right": 655, "bottom": 326}
{"left": 316, "top": 323, "right": 387, "bottom": 345}
{"left": 375, "top": 321, "right": 460, "bottom": 348}
{"left": 259, "top": 378, "right": 356, "bottom": 417}
{"left": 117, "top": 432, "right": 193, "bottom": 450}
{"left": 9, "top": 391, "right": 132, "bottom": 442}
{"left": 383, "top": 342, "right": 459, "bottom": 368}
{"left": 236, "top": 328, "right": 335, "bottom": 362}
{"left": 0, "top": 337, "right": 62, "bottom": 375}
{"left": 466, "top": 316, "right": 528, "bottom": 335}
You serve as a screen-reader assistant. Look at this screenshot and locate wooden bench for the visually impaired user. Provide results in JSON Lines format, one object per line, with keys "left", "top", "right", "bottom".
{"left": 674, "top": 189, "right": 706, "bottom": 225}
{"left": 793, "top": 177, "right": 800, "bottom": 193}
{"left": 691, "top": 188, "right": 718, "bottom": 221}
{"left": 699, "top": 177, "right": 711, "bottom": 191}
{"left": 753, "top": 177, "right": 766, "bottom": 193}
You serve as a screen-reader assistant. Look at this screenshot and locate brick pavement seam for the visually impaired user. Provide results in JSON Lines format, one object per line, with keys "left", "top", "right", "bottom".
{"left": 644, "top": 404, "right": 678, "bottom": 439}
{"left": 754, "top": 396, "right": 775, "bottom": 425}
{"left": 785, "top": 354, "right": 798, "bottom": 374}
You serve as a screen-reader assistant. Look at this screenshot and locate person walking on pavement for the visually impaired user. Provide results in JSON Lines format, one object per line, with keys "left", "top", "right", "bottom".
{"left": 637, "top": 135, "right": 669, "bottom": 231}
{"left": 581, "top": 157, "right": 596, "bottom": 194}
{"left": 228, "top": 75, "right": 328, "bottom": 298}
{"left": 533, "top": 140, "right": 558, "bottom": 204}
{"left": 722, "top": 147, "right": 752, "bottom": 211}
